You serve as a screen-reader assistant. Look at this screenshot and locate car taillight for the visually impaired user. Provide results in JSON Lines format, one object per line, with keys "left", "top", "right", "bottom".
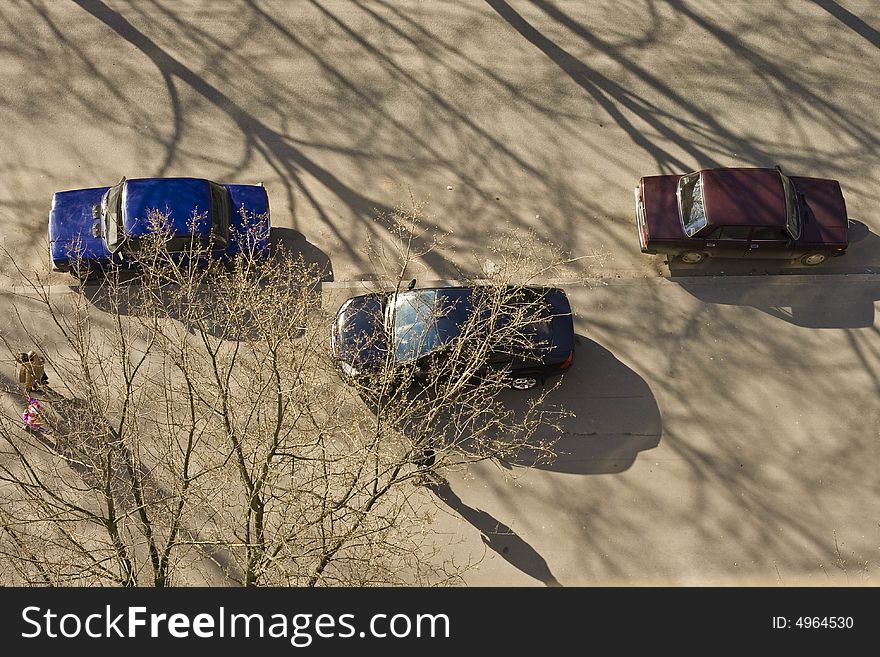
{"left": 559, "top": 350, "right": 573, "bottom": 369}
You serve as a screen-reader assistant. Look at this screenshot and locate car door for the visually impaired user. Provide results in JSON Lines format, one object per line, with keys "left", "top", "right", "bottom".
{"left": 701, "top": 225, "right": 750, "bottom": 258}
{"left": 744, "top": 226, "right": 795, "bottom": 260}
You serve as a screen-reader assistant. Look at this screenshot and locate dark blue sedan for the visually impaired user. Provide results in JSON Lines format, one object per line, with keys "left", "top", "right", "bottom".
{"left": 48, "top": 176, "right": 270, "bottom": 277}
{"left": 331, "top": 284, "right": 575, "bottom": 391}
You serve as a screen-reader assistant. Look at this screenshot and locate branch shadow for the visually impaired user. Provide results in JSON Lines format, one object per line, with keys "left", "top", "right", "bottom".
{"left": 484, "top": 0, "right": 703, "bottom": 173}
{"left": 427, "top": 478, "right": 562, "bottom": 586}
{"left": 70, "top": 0, "right": 455, "bottom": 276}
{"left": 811, "top": 0, "right": 880, "bottom": 49}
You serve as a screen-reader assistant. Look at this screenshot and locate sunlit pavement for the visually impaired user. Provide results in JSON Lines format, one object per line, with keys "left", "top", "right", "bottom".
{"left": 1, "top": 1, "right": 879, "bottom": 586}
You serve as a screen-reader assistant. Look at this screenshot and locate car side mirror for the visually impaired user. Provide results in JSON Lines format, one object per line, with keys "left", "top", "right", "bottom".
{"left": 407, "top": 278, "right": 417, "bottom": 291}
{"left": 91, "top": 204, "right": 100, "bottom": 219}
{"left": 91, "top": 221, "right": 101, "bottom": 238}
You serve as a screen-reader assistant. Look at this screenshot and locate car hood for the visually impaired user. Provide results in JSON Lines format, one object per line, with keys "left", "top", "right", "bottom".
{"left": 48, "top": 186, "right": 112, "bottom": 266}
{"left": 640, "top": 174, "right": 685, "bottom": 239}
{"left": 789, "top": 176, "right": 848, "bottom": 247}
{"left": 333, "top": 294, "right": 387, "bottom": 371}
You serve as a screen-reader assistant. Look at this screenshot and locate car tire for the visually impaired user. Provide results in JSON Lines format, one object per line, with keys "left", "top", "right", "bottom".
{"left": 679, "top": 251, "right": 706, "bottom": 264}
{"left": 800, "top": 253, "right": 827, "bottom": 266}
{"left": 510, "top": 376, "right": 539, "bottom": 390}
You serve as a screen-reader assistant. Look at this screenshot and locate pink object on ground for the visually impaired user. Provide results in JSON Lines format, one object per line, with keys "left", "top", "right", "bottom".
{"left": 22, "top": 398, "right": 47, "bottom": 432}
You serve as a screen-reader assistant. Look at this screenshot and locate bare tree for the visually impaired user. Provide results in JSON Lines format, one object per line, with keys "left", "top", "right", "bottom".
{"left": 0, "top": 201, "right": 587, "bottom": 586}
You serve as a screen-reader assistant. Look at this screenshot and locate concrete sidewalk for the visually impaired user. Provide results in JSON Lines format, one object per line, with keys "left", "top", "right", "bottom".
{"left": 2, "top": 273, "right": 878, "bottom": 586}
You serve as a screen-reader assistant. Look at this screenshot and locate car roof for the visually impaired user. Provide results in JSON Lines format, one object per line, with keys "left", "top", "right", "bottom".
{"left": 122, "top": 177, "right": 213, "bottom": 237}
{"left": 701, "top": 168, "right": 786, "bottom": 227}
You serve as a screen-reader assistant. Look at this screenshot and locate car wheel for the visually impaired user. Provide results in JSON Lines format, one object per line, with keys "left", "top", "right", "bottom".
{"left": 800, "top": 253, "right": 827, "bottom": 266}
{"left": 679, "top": 251, "right": 706, "bottom": 264}
{"left": 510, "top": 376, "right": 539, "bottom": 390}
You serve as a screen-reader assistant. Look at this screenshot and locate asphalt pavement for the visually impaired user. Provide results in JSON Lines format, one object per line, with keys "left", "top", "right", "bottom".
{"left": 0, "top": 1, "right": 879, "bottom": 586}
{"left": 427, "top": 273, "right": 880, "bottom": 585}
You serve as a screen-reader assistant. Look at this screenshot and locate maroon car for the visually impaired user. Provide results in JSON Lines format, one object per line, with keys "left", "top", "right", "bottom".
{"left": 634, "top": 167, "right": 848, "bottom": 265}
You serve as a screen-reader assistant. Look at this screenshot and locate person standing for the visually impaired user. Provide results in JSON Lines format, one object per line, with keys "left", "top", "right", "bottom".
{"left": 17, "top": 351, "right": 47, "bottom": 395}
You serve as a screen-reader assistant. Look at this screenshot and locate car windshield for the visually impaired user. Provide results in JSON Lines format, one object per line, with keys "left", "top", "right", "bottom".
{"left": 388, "top": 290, "right": 442, "bottom": 362}
{"left": 102, "top": 179, "right": 124, "bottom": 249}
{"left": 677, "top": 171, "right": 708, "bottom": 237}
{"left": 388, "top": 289, "right": 477, "bottom": 362}
{"left": 387, "top": 288, "right": 553, "bottom": 363}
{"left": 779, "top": 172, "right": 800, "bottom": 239}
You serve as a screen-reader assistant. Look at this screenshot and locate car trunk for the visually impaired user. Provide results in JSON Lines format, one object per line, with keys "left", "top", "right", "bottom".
{"left": 789, "top": 176, "right": 848, "bottom": 248}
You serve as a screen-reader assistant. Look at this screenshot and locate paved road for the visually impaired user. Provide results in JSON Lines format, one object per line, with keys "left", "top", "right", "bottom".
{"left": 428, "top": 273, "right": 880, "bottom": 585}
{"left": 1, "top": 1, "right": 878, "bottom": 282}
{"left": 1, "top": 1, "right": 879, "bottom": 585}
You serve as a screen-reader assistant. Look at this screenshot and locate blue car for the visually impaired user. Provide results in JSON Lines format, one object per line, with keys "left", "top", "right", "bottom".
{"left": 48, "top": 176, "right": 270, "bottom": 277}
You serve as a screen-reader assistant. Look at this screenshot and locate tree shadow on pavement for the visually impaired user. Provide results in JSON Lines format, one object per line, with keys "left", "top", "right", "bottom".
{"left": 428, "top": 478, "right": 561, "bottom": 586}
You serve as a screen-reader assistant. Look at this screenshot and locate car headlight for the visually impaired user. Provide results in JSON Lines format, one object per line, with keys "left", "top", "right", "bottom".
{"left": 340, "top": 361, "right": 358, "bottom": 378}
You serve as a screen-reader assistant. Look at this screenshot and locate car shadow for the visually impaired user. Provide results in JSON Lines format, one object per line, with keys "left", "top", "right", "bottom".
{"left": 72, "top": 235, "right": 331, "bottom": 339}
{"left": 666, "top": 219, "right": 880, "bottom": 277}
{"left": 270, "top": 227, "right": 333, "bottom": 282}
{"left": 492, "top": 336, "right": 662, "bottom": 474}
{"left": 364, "top": 337, "right": 663, "bottom": 475}
{"left": 672, "top": 272, "right": 880, "bottom": 329}
{"left": 670, "top": 223, "right": 879, "bottom": 329}
{"left": 427, "top": 478, "right": 562, "bottom": 586}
